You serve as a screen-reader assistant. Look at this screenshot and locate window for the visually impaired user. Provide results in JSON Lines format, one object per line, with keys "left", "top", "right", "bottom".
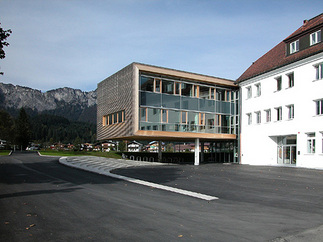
{"left": 140, "top": 76, "right": 154, "bottom": 91}
{"left": 255, "top": 111, "right": 261, "bottom": 124}
{"left": 217, "top": 89, "right": 225, "bottom": 101}
{"left": 181, "top": 83, "right": 192, "bottom": 96}
{"left": 314, "top": 63, "right": 323, "bottom": 80}
{"left": 102, "top": 116, "right": 107, "bottom": 126}
{"left": 310, "top": 30, "right": 321, "bottom": 46}
{"left": 246, "top": 86, "right": 252, "bottom": 99}
{"left": 161, "top": 109, "right": 168, "bottom": 123}
{"left": 247, "top": 113, "right": 252, "bottom": 125}
{"left": 210, "top": 88, "right": 216, "bottom": 100}
{"left": 140, "top": 108, "right": 147, "bottom": 122}
{"left": 104, "top": 110, "right": 125, "bottom": 126}
{"left": 174, "top": 82, "right": 181, "bottom": 95}
{"left": 275, "top": 107, "right": 282, "bottom": 121}
{"left": 275, "top": 76, "right": 282, "bottom": 91}
{"left": 255, "top": 83, "right": 261, "bottom": 97}
{"left": 287, "top": 72, "right": 294, "bottom": 88}
{"left": 199, "top": 113, "right": 205, "bottom": 126}
{"left": 287, "top": 105, "right": 294, "bottom": 120}
{"left": 199, "top": 86, "right": 209, "bottom": 99}
{"left": 181, "top": 111, "right": 187, "bottom": 124}
{"left": 307, "top": 133, "right": 315, "bottom": 154}
{"left": 155, "top": 79, "right": 161, "bottom": 92}
{"left": 315, "top": 99, "right": 323, "bottom": 115}
{"left": 162, "top": 80, "right": 173, "bottom": 94}
{"left": 290, "top": 39, "right": 299, "bottom": 54}
{"left": 265, "top": 109, "right": 271, "bottom": 122}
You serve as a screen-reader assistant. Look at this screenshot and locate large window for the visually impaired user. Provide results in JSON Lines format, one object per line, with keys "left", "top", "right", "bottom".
{"left": 290, "top": 39, "right": 299, "bottom": 54}
{"left": 315, "top": 99, "right": 323, "bottom": 115}
{"left": 310, "top": 30, "right": 321, "bottom": 46}
{"left": 140, "top": 76, "right": 154, "bottom": 91}
{"left": 314, "top": 63, "right": 323, "bottom": 80}
{"left": 139, "top": 73, "right": 238, "bottom": 134}
{"left": 307, "top": 133, "right": 315, "bottom": 154}
{"left": 162, "top": 80, "right": 174, "bottom": 94}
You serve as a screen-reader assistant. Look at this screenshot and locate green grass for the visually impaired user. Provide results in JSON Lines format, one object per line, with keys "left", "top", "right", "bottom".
{"left": 39, "top": 149, "right": 122, "bottom": 159}
{"left": 0, "top": 150, "right": 11, "bottom": 156}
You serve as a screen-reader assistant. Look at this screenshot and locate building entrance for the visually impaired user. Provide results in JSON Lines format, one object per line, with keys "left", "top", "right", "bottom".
{"left": 277, "top": 136, "right": 297, "bottom": 165}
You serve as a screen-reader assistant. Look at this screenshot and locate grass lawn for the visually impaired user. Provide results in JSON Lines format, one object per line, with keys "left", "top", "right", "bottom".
{"left": 0, "top": 150, "right": 11, "bottom": 156}
{"left": 39, "top": 150, "right": 122, "bottom": 159}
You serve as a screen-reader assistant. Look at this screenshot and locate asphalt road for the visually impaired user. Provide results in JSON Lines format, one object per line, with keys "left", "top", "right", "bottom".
{"left": 1, "top": 152, "right": 322, "bottom": 241}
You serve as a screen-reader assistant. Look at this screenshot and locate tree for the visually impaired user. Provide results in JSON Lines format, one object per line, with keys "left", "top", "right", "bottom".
{"left": 0, "top": 109, "right": 15, "bottom": 144}
{"left": 0, "top": 23, "right": 12, "bottom": 75}
{"left": 118, "top": 141, "right": 126, "bottom": 152}
{"left": 15, "top": 108, "right": 31, "bottom": 150}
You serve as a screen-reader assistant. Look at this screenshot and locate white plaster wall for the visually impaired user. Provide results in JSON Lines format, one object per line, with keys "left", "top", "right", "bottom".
{"left": 240, "top": 52, "right": 323, "bottom": 169}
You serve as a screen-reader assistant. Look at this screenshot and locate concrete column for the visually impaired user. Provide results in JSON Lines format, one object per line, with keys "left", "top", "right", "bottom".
{"left": 201, "top": 141, "right": 204, "bottom": 163}
{"left": 158, "top": 140, "right": 162, "bottom": 162}
{"left": 194, "top": 138, "right": 200, "bottom": 165}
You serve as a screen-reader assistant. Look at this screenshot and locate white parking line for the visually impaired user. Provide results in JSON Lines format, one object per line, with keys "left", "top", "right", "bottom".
{"left": 108, "top": 172, "right": 218, "bottom": 201}
{"left": 59, "top": 157, "right": 219, "bottom": 201}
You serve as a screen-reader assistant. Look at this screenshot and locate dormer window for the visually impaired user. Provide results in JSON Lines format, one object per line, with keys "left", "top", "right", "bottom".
{"left": 290, "top": 39, "right": 299, "bottom": 54}
{"left": 310, "top": 30, "right": 321, "bottom": 46}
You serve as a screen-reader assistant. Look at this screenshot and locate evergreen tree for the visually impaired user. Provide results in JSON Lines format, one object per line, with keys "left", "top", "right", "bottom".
{"left": 15, "top": 108, "right": 31, "bottom": 149}
{"left": 0, "top": 109, "right": 14, "bottom": 144}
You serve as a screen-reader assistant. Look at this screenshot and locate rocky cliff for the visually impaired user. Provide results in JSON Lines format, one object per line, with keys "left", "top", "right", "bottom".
{"left": 0, "top": 83, "right": 97, "bottom": 123}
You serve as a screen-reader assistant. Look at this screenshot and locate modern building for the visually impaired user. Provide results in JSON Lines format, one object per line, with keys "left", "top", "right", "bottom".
{"left": 97, "top": 63, "right": 239, "bottom": 164}
{"left": 237, "top": 14, "right": 323, "bottom": 169}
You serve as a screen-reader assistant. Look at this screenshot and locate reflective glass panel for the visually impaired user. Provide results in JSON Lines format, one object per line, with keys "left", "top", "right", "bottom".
{"left": 140, "top": 92, "right": 161, "bottom": 107}
{"left": 140, "top": 76, "right": 154, "bottom": 91}
{"left": 182, "top": 96, "right": 198, "bottom": 111}
{"left": 147, "top": 108, "right": 160, "bottom": 123}
{"left": 199, "top": 86, "right": 209, "bottom": 99}
{"left": 181, "top": 83, "right": 193, "bottom": 96}
{"left": 162, "top": 94, "right": 180, "bottom": 109}
{"left": 162, "top": 80, "right": 174, "bottom": 94}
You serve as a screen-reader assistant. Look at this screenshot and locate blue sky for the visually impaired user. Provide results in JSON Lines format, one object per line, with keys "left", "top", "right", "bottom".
{"left": 0, "top": 0, "right": 322, "bottom": 92}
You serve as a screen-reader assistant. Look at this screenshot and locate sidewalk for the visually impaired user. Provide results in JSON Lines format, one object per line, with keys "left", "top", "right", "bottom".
{"left": 59, "top": 156, "right": 167, "bottom": 174}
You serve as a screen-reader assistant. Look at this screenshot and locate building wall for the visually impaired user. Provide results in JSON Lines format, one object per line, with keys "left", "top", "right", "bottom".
{"left": 97, "top": 64, "right": 136, "bottom": 140}
{"left": 240, "top": 52, "right": 323, "bottom": 169}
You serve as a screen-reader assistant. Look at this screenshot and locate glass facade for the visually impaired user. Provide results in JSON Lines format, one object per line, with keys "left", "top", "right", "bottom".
{"left": 139, "top": 73, "right": 239, "bottom": 134}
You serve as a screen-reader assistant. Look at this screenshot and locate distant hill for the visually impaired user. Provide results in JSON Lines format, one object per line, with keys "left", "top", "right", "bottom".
{"left": 0, "top": 83, "right": 97, "bottom": 124}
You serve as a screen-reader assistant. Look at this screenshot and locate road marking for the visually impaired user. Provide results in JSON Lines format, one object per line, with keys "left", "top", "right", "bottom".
{"left": 59, "top": 157, "right": 218, "bottom": 201}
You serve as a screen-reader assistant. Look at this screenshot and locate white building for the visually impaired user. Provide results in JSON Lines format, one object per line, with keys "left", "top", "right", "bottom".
{"left": 237, "top": 14, "right": 323, "bottom": 169}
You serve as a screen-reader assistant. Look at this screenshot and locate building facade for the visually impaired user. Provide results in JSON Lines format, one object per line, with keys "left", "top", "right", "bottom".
{"left": 237, "top": 14, "right": 323, "bottom": 169}
{"left": 97, "top": 63, "right": 239, "bottom": 164}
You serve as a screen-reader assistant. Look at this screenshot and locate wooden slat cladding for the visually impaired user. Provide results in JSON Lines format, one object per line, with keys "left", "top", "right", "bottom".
{"left": 97, "top": 64, "right": 135, "bottom": 140}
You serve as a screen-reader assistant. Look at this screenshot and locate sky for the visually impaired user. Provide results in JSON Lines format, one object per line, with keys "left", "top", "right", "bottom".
{"left": 0, "top": 0, "right": 322, "bottom": 92}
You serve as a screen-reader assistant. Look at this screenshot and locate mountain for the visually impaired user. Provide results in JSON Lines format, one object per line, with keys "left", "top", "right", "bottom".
{"left": 0, "top": 83, "right": 97, "bottom": 124}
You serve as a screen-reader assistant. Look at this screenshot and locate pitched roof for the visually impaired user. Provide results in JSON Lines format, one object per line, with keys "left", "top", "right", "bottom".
{"left": 236, "top": 13, "right": 323, "bottom": 83}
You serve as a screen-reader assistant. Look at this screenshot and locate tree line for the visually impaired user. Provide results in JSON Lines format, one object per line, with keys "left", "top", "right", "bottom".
{"left": 0, "top": 108, "right": 96, "bottom": 150}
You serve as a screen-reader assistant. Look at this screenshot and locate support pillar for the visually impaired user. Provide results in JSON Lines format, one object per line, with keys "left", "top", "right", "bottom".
{"left": 201, "top": 141, "right": 204, "bottom": 163}
{"left": 194, "top": 138, "right": 200, "bottom": 166}
{"left": 158, "top": 140, "right": 162, "bottom": 162}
